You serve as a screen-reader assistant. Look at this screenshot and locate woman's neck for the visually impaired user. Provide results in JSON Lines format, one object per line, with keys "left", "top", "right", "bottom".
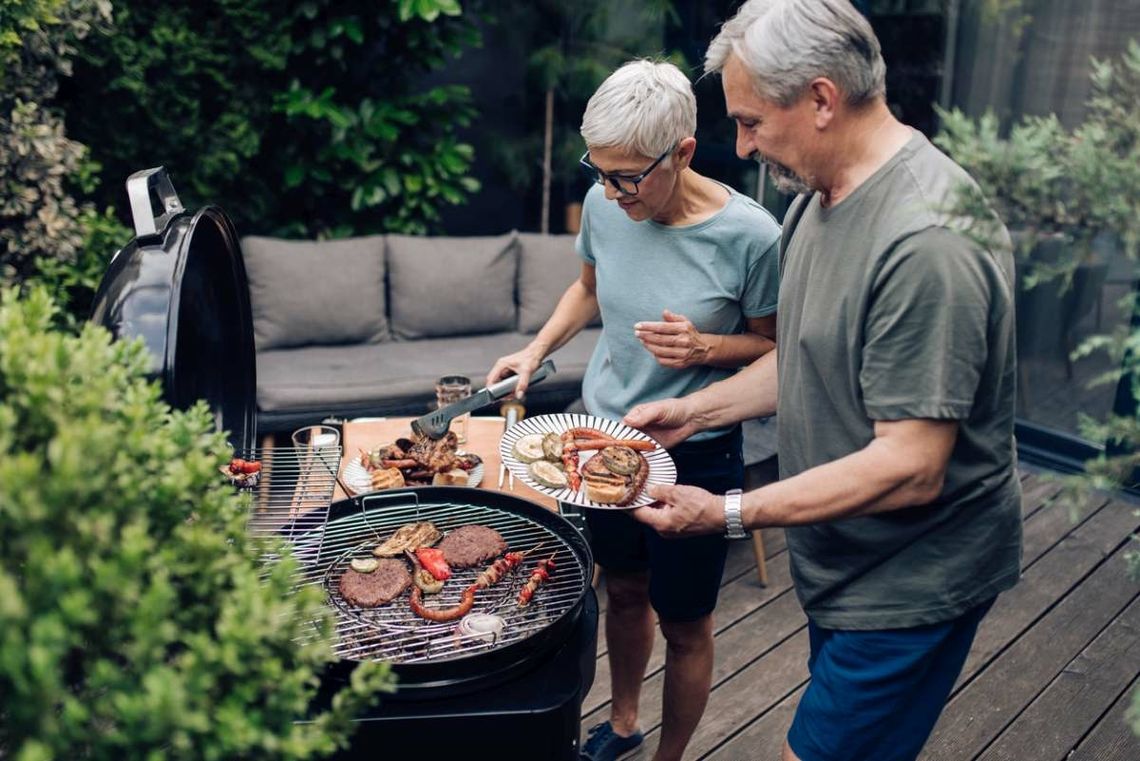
{"left": 654, "top": 169, "right": 731, "bottom": 226}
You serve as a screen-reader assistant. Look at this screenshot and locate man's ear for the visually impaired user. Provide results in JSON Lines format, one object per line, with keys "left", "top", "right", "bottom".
{"left": 675, "top": 136, "right": 698, "bottom": 169}
{"left": 809, "top": 78, "right": 839, "bottom": 129}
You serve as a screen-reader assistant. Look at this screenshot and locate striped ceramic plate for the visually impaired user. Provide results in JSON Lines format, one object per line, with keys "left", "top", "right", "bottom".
{"left": 499, "top": 413, "right": 675, "bottom": 509}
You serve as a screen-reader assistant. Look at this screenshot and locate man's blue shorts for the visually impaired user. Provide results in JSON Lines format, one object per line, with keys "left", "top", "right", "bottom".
{"left": 584, "top": 426, "right": 744, "bottom": 623}
{"left": 787, "top": 598, "right": 995, "bottom": 761}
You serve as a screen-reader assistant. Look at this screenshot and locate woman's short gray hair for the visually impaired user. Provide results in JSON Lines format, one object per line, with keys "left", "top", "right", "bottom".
{"left": 580, "top": 59, "right": 696, "bottom": 158}
{"left": 705, "top": 0, "right": 886, "bottom": 107}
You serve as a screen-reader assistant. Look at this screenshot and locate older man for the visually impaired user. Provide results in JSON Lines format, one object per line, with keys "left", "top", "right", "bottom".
{"left": 624, "top": 2, "right": 1023, "bottom": 760}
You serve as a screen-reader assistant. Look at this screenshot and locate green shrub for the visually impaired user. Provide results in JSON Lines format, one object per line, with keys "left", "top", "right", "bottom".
{"left": 0, "top": 0, "right": 125, "bottom": 323}
{"left": 62, "top": 0, "right": 482, "bottom": 238}
{"left": 0, "top": 288, "right": 394, "bottom": 759}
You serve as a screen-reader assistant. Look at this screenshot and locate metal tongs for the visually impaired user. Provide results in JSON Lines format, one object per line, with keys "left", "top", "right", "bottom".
{"left": 410, "top": 359, "right": 556, "bottom": 440}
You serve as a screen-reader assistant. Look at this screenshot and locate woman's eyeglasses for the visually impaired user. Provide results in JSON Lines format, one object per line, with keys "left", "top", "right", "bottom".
{"left": 579, "top": 146, "right": 674, "bottom": 196}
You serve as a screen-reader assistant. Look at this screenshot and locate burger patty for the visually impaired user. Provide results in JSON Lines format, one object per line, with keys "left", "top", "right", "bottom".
{"left": 438, "top": 524, "right": 507, "bottom": 568}
{"left": 337, "top": 559, "right": 411, "bottom": 607}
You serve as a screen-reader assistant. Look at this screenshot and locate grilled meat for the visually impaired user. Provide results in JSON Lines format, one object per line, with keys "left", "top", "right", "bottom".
{"left": 372, "top": 521, "right": 442, "bottom": 557}
{"left": 338, "top": 559, "right": 411, "bottom": 607}
{"left": 438, "top": 524, "right": 507, "bottom": 568}
{"left": 407, "top": 430, "right": 461, "bottom": 473}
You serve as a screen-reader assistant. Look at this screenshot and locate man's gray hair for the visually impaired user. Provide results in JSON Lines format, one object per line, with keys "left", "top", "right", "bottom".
{"left": 705, "top": 0, "right": 886, "bottom": 107}
{"left": 580, "top": 59, "right": 696, "bottom": 158}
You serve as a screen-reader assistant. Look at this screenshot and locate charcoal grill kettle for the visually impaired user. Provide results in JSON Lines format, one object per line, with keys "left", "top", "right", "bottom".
{"left": 90, "top": 167, "right": 256, "bottom": 451}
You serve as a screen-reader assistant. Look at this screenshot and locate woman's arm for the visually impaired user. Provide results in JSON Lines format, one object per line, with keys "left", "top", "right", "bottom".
{"left": 635, "top": 311, "right": 776, "bottom": 369}
{"left": 485, "top": 263, "right": 599, "bottom": 395}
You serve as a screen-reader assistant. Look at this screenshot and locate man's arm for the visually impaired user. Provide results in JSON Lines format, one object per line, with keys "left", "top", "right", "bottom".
{"left": 622, "top": 348, "right": 779, "bottom": 448}
{"left": 634, "top": 417, "right": 958, "bottom": 536}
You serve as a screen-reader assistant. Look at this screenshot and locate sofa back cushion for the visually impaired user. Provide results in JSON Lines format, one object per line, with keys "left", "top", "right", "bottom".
{"left": 241, "top": 235, "right": 388, "bottom": 351}
{"left": 517, "top": 232, "right": 600, "bottom": 333}
{"left": 387, "top": 232, "right": 519, "bottom": 339}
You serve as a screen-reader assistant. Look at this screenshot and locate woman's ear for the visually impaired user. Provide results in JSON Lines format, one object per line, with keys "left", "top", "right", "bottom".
{"left": 676, "top": 136, "right": 698, "bottom": 169}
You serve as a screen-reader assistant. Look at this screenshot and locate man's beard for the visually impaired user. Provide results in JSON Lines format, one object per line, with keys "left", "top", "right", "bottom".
{"left": 754, "top": 153, "right": 813, "bottom": 195}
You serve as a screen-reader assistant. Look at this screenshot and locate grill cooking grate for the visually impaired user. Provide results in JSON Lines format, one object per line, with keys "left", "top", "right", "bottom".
{"left": 291, "top": 492, "right": 589, "bottom": 664}
{"left": 237, "top": 445, "right": 340, "bottom": 563}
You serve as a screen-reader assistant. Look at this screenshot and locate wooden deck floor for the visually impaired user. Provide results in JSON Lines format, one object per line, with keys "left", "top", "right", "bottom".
{"left": 582, "top": 466, "right": 1140, "bottom": 760}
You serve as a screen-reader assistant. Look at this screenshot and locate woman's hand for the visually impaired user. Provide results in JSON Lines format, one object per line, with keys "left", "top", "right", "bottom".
{"left": 635, "top": 309, "right": 713, "bottom": 369}
{"left": 485, "top": 346, "right": 545, "bottom": 398}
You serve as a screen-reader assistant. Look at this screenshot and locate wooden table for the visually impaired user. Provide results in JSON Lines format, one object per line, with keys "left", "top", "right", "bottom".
{"left": 335, "top": 416, "right": 558, "bottom": 510}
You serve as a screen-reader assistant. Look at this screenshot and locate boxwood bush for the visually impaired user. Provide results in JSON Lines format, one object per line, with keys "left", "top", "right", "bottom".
{"left": 0, "top": 288, "right": 393, "bottom": 759}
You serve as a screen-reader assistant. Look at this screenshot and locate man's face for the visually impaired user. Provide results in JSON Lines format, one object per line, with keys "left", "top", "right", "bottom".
{"left": 722, "top": 56, "right": 814, "bottom": 195}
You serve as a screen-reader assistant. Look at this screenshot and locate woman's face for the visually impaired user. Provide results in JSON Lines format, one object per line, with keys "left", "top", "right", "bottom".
{"left": 585, "top": 144, "right": 679, "bottom": 222}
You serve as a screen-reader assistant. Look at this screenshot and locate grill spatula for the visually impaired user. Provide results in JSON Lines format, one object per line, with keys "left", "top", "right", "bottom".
{"left": 410, "top": 359, "right": 556, "bottom": 440}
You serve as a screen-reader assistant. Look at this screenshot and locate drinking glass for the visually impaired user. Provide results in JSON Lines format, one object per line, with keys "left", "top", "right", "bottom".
{"left": 436, "top": 375, "right": 472, "bottom": 444}
{"left": 291, "top": 424, "right": 341, "bottom": 476}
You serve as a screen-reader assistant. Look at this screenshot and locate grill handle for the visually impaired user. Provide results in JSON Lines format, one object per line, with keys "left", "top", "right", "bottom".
{"left": 126, "top": 166, "right": 185, "bottom": 238}
{"left": 358, "top": 489, "right": 424, "bottom": 528}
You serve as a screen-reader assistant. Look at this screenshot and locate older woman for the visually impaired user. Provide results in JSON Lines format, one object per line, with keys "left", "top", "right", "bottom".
{"left": 486, "top": 60, "right": 780, "bottom": 761}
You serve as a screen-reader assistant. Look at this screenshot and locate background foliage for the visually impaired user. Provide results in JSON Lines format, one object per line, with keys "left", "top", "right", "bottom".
{"left": 0, "top": 0, "right": 127, "bottom": 323}
{"left": 936, "top": 40, "right": 1140, "bottom": 736}
{"left": 0, "top": 287, "right": 394, "bottom": 758}
{"left": 59, "top": 0, "right": 482, "bottom": 238}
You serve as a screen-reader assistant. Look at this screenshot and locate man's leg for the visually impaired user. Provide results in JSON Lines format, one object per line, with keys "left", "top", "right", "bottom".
{"left": 656, "top": 614, "right": 715, "bottom": 761}
{"left": 785, "top": 600, "right": 994, "bottom": 761}
{"left": 605, "top": 570, "right": 655, "bottom": 737}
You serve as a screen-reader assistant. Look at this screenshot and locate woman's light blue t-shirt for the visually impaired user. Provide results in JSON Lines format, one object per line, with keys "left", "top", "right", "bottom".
{"left": 577, "top": 182, "right": 781, "bottom": 441}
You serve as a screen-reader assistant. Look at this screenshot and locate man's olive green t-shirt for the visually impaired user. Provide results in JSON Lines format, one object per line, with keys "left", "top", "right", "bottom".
{"left": 777, "top": 131, "right": 1023, "bottom": 629}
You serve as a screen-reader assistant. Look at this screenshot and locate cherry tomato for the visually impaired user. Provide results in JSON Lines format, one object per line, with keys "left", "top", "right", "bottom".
{"left": 242, "top": 460, "right": 262, "bottom": 474}
{"left": 230, "top": 458, "right": 246, "bottom": 473}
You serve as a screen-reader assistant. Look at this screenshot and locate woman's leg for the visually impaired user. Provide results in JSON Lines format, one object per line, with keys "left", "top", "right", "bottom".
{"left": 605, "top": 569, "right": 655, "bottom": 736}
{"left": 656, "top": 614, "right": 716, "bottom": 761}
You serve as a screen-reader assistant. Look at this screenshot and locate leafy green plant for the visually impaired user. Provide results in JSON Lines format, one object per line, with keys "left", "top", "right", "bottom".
{"left": 937, "top": 42, "right": 1140, "bottom": 737}
{"left": 0, "top": 0, "right": 115, "bottom": 318}
{"left": 0, "top": 287, "right": 394, "bottom": 759}
{"left": 62, "top": 0, "right": 483, "bottom": 238}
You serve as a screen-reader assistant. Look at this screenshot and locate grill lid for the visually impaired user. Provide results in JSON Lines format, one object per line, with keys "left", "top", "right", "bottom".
{"left": 90, "top": 167, "right": 256, "bottom": 451}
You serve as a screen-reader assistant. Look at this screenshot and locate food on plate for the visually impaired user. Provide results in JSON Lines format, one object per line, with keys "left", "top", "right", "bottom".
{"left": 370, "top": 467, "right": 406, "bottom": 491}
{"left": 221, "top": 457, "right": 262, "bottom": 488}
{"left": 414, "top": 547, "right": 451, "bottom": 580}
{"left": 409, "top": 582, "right": 477, "bottom": 622}
{"left": 600, "top": 445, "right": 641, "bottom": 475}
{"left": 438, "top": 524, "right": 508, "bottom": 568}
{"left": 431, "top": 468, "right": 469, "bottom": 486}
{"left": 511, "top": 433, "right": 547, "bottom": 463}
{"left": 518, "top": 556, "right": 556, "bottom": 607}
{"left": 580, "top": 445, "right": 650, "bottom": 505}
{"left": 350, "top": 557, "right": 380, "bottom": 573}
{"left": 457, "top": 612, "right": 506, "bottom": 644}
{"left": 541, "top": 432, "right": 563, "bottom": 460}
{"left": 338, "top": 559, "right": 411, "bottom": 608}
{"left": 528, "top": 460, "right": 569, "bottom": 489}
{"left": 359, "top": 430, "right": 481, "bottom": 488}
{"left": 584, "top": 477, "right": 627, "bottom": 505}
{"left": 372, "top": 521, "right": 442, "bottom": 557}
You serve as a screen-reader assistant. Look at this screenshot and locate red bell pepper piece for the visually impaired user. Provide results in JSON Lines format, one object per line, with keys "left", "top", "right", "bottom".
{"left": 415, "top": 547, "right": 452, "bottom": 581}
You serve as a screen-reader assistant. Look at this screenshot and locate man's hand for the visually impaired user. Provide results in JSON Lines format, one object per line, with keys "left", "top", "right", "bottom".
{"left": 623, "top": 396, "right": 698, "bottom": 449}
{"left": 632, "top": 483, "right": 725, "bottom": 537}
{"left": 635, "top": 309, "right": 711, "bottom": 369}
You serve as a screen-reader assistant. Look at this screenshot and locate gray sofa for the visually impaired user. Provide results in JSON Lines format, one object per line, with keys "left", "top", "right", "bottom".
{"left": 241, "top": 231, "right": 601, "bottom": 435}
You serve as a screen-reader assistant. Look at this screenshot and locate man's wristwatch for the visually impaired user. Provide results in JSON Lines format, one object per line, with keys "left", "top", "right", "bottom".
{"left": 723, "top": 488, "right": 748, "bottom": 539}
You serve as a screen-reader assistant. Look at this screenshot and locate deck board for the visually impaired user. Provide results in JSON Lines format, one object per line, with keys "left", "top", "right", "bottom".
{"left": 581, "top": 467, "right": 1140, "bottom": 760}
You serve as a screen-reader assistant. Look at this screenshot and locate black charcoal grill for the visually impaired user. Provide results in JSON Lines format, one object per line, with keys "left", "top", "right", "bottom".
{"left": 90, "top": 169, "right": 599, "bottom": 761}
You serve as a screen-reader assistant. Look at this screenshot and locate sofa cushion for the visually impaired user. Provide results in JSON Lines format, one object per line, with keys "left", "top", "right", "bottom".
{"left": 517, "top": 232, "right": 602, "bottom": 333}
{"left": 386, "top": 233, "right": 518, "bottom": 339}
{"left": 257, "top": 328, "right": 601, "bottom": 413}
{"left": 241, "top": 235, "right": 388, "bottom": 350}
